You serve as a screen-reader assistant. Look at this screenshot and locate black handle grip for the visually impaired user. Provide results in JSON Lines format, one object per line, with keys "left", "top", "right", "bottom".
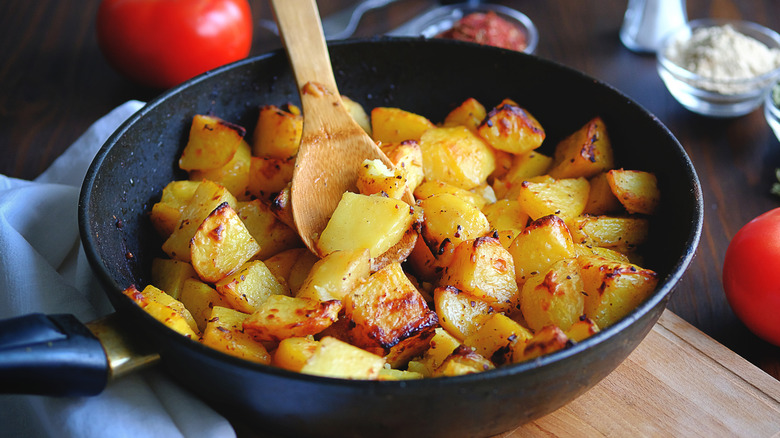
{"left": 0, "top": 313, "right": 108, "bottom": 396}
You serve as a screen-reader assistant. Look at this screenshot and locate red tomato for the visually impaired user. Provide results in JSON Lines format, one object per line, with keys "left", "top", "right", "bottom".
{"left": 96, "top": 0, "right": 253, "bottom": 89}
{"left": 722, "top": 207, "right": 780, "bottom": 346}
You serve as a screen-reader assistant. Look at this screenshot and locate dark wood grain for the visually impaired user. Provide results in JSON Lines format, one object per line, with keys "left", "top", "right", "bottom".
{"left": 2, "top": 0, "right": 778, "bottom": 383}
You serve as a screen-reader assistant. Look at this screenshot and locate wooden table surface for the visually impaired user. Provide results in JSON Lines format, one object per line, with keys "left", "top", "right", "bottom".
{"left": 2, "top": 0, "right": 779, "bottom": 385}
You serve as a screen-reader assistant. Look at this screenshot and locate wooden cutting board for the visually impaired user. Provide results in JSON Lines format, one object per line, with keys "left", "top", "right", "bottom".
{"left": 233, "top": 309, "right": 780, "bottom": 437}
{"left": 499, "top": 310, "right": 780, "bottom": 437}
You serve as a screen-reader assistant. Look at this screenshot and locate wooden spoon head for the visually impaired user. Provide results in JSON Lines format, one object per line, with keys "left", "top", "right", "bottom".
{"left": 291, "top": 82, "right": 414, "bottom": 256}
{"left": 272, "top": 0, "right": 415, "bottom": 261}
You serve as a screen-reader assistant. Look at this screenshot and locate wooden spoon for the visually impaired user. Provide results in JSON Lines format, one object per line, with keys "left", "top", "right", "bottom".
{"left": 271, "top": 0, "right": 416, "bottom": 260}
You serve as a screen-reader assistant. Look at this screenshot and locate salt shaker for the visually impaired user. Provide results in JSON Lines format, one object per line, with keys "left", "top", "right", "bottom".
{"left": 620, "top": 0, "right": 687, "bottom": 53}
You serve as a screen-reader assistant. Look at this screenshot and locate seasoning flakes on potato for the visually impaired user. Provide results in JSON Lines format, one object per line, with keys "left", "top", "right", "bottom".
{"left": 126, "top": 96, "right": 661, "bottom": 379}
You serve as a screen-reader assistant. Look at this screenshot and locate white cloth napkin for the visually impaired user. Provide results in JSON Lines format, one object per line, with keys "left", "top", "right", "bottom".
{"left": 0, "top": 101, "right": 236, "bottom": 438}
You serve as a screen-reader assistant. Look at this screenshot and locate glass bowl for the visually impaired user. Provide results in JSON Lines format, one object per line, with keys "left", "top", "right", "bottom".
{"left": 766, "top": 81, "right": 780, "bottom": 142}
{"left": 388, "top": 2, "right": 538, "bottom": 54}
{"left": 657, "top": 19, "right": 780, "bottom": 117}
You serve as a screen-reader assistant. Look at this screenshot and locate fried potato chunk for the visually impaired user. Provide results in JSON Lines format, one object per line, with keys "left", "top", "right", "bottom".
{"left": 548, "top": 116, "right": 614, "bottom": 179}
{"left": 477, "top": 99, "right": 545, "bottom": 155}
{"left": 122, "top": 285, "right": 198, "bottom": 339}
{"left": 520, "top": 258, "right": 585, "bottom": 332}
{"left": 300, "top": 336, "right": 386, "bottom": 380}
{"left": 179, "top": 114, "right": 245, "bottom": 171}
{"left": 420, "top": 125, "right": 496, "bottom": 190}
{"left": 243, "top": 295, "right": 342, "bottom": 342}
{"left": 508, "top": 215, "right": 577, "bottom": 286}
{"left": 344, "top": 262, "right": 438, "bottom": 366}
{"left": 371, "top": 107, "right": 434, "bottom": 143}
{"left": 607, "top": 169, "right": 661, "bottom": 215}
{"left": 578, "top": 255, "right": 658, "bottom": 328}
{"left": 214, "top": 260, "right": 287, "bottom": 313}
{"left": 317, "top": 192, "right": 416, "bottom": 259}
{"left": 202, "top": 306, "right": 271, "bottom": 364}
{"left": 190, "top": 202, "right": 260, "bottom": 283}
{"left": 440, "top": 236, "right": 519, "bottom": 313}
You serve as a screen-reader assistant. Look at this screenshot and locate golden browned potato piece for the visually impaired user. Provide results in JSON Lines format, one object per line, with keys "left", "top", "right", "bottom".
{"left": 433, "top": 285, "right": 495, "bottom": 341}
{"left": 263, "top": 248, "right": 319, "bottom": 296}
{"left": 411, "top": 327, "right": 462, "bottom": 377}
{"left": 296, "top": 248, "right": 371, "bottom": 302}
{"left": 514, "top": 325, "right": 570, "bottom": 363}
{"left": 189, "top": 139, "right": 252, "bottom": 199}
{"left": 513, "top": 175, "right": 590, "bottom": 222}
{"left": 344, "top": 262, "right": 438, "bottom": 366}
{"left": 415, "top": 179, "right": 491, "bottom": 209}
{"left": 568, "top": 215, "right": 650, "bottom": 254}
{"left": 243, "top": 295, "right": 342, "bottom": 342}
{"left": 418, "top": 192, "right": 491, "bottom": 266}
{"left": 214, "top": 260, "right": 287, "bottom": 313}
{"left": 273, "top": 336, "right": 320, "bottom": 372}
{"left": 202, "top": 306, "right": 271, "bottom": 365}
{"left": 443, "top": 97, "right": 487, "bottom": 133}
{"left": 178, "top": 278, "right": 230, "bottom": 332}
{"left": 481, "top": 199, "right": 529, "bottom": 247}
{"left": 420, "top": 125, "right": 496, "bottom": 190}
{"left": 503, "top": 150, "right": 553, "bottom": 187}
{"left": 371, "top": 106, "right": 435, "bottom": 144}
{"left": 160, "top": 180, "right": 201, "bottom": 205}
{"left": 606, "top": 169, "right": 661, "bottom": 215}
{"left": 578, "top": 255, "right": 658, "bottom": 328}
{"left": 548, "top": 116, "right": 614, "bottom": 179}
{"left": 379, "top": 140, "right": 425, "bottom": 192}
{"left": 564, "top": 317, "right": 600, "bottom": 343}
{"left": 433, "top": 345, "right": 495, "bottom": 377}
{"left": 477, "top": 98, "right": 545, "bottom": 155}
{"left": 267, "top": 184, "right": 295, "bottom": 229}
{"left": 252, "top": 104, "right": 302, "bottom": 160}
{"left": 356, "top": 159, "right": 408, "bottom": 199}
{"left": 150, "top": 202, "right": 184, "bottom": 238}
{"left": 150, "top": 181, "right": 200, "bottom": 237}
{"left": 236, "top": 199, "right": 302, "bottom": 261}
{"left": 463, "top": 313, "right": 533, "bottom": 366}
{"left": 122, "top": 285, "right": 199, "bottom": 339}
{"left": 316, "top": 192, "right": 416, "bottom": 259}
{"left": 508, "top": 214, "right": 577, "bottom": 286}
{"left": 490, "top": 149, "right": 514, "bottom": 183}
{"left": 416, "top": 183, "right": 478, "bottom": 212}
{"left": 246, "top": 155, "right": 294, "bottom": 201}
{"left": 300, "top": 336, "right": 385, "bottom": 380}
{"left": 151, "top": 258, "right": 198, "bottom": 300}
{"left": 440, "top": 236, "right": 519, "bottom": 313}
{"left": 162, "top": 180, "right": 238, "bottom": 262}
{"left": 342, "top": 96, "right": 372, "bottom": 136}
{"left": 520, "top": 258, "right": 585, "bottom": 332}
{"left": 190, "top": 202, "right": 260, "bottom": 283}
{"left": 178, "top": 115, "right": 245, "bottom": 171}
{"left": 574, "top": 243, "right": 630, "bottom": 263}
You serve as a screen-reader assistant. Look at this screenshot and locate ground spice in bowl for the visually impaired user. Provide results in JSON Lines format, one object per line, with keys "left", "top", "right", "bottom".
{"left": 663, "top": 23, "right": 780, "bottom": 94}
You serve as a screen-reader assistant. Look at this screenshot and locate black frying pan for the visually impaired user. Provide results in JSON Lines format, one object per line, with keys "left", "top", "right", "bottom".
{"left": 1, "top": 38, "right": 703, "bottom": 438}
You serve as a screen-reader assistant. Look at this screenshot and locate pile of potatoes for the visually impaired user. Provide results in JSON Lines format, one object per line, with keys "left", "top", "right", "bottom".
{"left": 124, "top": 94, "right": 660, "bottom": 380}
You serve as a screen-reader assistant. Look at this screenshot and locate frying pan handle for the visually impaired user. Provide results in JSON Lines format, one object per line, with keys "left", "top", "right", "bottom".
{"left": 0, "top": 313, "right": 109, "bottom": 396}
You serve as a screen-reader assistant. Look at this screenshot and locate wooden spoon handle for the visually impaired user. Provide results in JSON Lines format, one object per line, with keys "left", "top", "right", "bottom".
{"left": 271, "top": 0, "right": 339, "bottom": 95}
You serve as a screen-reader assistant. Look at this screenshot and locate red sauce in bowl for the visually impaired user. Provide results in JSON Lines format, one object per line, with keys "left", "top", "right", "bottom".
{"left": 437, "top": 11, "right": 527, "bottom": 51}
